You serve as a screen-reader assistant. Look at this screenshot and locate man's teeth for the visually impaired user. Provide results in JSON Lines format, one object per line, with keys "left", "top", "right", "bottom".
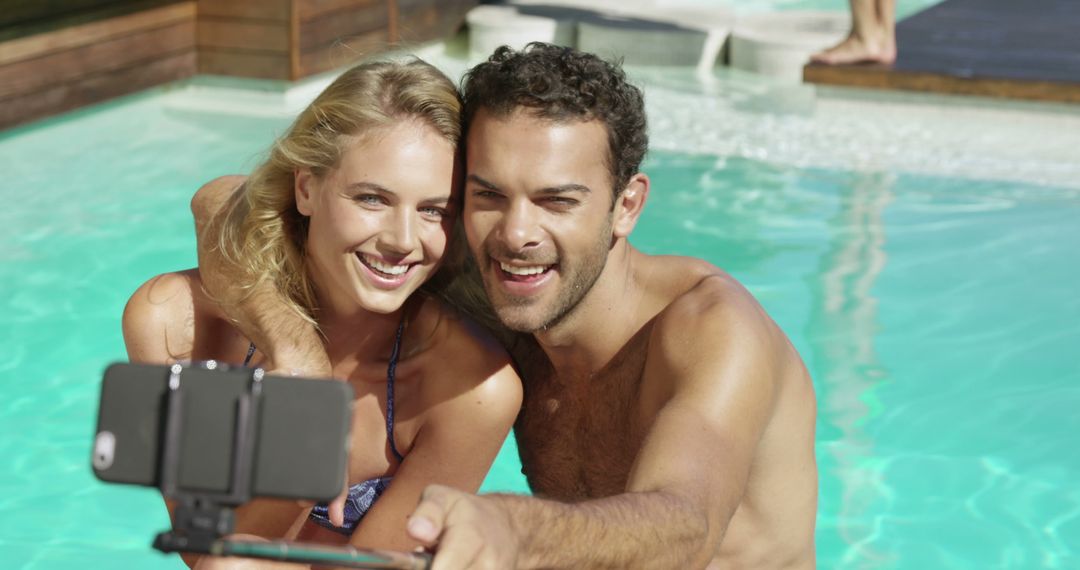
{"left": 362, "top": 254, "right": 409, "bottom": 275}
{"left": 500, "top": 262, "right": 549, "bottom": 276}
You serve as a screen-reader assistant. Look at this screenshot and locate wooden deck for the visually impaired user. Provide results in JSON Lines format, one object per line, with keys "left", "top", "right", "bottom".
{"left": 804, "top": 0, "right": 1080, "bottom": 103}
{"left": 0, "top": 1, "right": 197, "bottom": 130}
{"left": 0, "top": 0, "right": 477, "bottom": 130}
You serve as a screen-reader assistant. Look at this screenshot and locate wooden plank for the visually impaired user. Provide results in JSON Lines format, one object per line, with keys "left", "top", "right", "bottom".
{"left": 298, "top": 29, "right": 387, "bottom": 77}
{"left": 296, "top": 0, "right": 383, "bottom": 22}
{"left": 197, "top": 18, "right": 289, "bottom": 52}
{"left": 0, "top": 19, "right": 194, "bottom": 99}
{"left": 199, "top": 48, "right": 291, "bottom": 79}
{"left": 1, "top": 0, "right": 123, "bottom": 30}
{"left": 0, "top": 51, "right": 196, "bottom": 130}
{"left": 395, "top": 0, "right": 474, "bottom": 45}
{"left": 297, "top": 4, "right": 387, "bottom": 51}
{"left": 290, "top": 0, "right": 300, "bottom": 80}
{"left": 0, "top": 0, "right": 185, "bottom": 42}
{"left": 804, "top": 63, "right": 1080, "bottom": 104}
{"left": 0, "top": 1, "right": 195, "bottom": 66}
{"left": 396, "top": 0, "right": 474, "bottom": 43}
{"left": 196, "top": 0, "right": 290, "bottom": 22}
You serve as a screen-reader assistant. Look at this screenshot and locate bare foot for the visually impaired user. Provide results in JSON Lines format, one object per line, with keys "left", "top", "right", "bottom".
{"left": 811, "top": 33, "right": 896, "bottom": 65}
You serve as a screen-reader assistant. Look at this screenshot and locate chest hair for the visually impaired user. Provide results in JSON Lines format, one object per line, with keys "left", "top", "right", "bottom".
{"left": 512, "top": 328, "right": 654, "bottom": 501}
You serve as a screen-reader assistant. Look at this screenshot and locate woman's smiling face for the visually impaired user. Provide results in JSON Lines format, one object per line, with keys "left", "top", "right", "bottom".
{"left": 296, "top": 118, "right": 459, "bottom": 316}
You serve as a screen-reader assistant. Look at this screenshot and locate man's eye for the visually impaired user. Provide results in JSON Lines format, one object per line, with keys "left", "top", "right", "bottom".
{"left": 472, "top": 190, "right": 502, "bottom": 199}
{"left": 546, "top": 197, "right": 578, "bottom": 207}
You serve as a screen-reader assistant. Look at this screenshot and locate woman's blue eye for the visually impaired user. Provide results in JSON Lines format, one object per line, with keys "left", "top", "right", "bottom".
{"left": 355, "top": 194, "right": 384, "bottom": 205}
{"left": 421, "top": 207, "right": 449, "bottom": 219}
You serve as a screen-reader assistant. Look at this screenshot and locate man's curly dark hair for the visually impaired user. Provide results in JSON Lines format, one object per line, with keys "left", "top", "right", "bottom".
{"left": 462, "top": 42, "right": 648, "bottom": 198}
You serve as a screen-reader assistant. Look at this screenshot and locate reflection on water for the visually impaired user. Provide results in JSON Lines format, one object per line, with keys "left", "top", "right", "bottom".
{"left": 807, "top": 173, "right": 894, "bottom": 568}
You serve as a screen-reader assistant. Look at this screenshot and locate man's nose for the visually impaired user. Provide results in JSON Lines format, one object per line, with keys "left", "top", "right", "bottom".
{"left": 498, "top": 199, "right": 543, "bottom": 251}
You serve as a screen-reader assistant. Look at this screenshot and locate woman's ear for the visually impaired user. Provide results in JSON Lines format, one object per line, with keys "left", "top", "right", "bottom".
{"left": 295, "top": 168, "right": 316, "bottom": 216}
{"left": 612, "top": 173, "right": 650, "bottom": 239}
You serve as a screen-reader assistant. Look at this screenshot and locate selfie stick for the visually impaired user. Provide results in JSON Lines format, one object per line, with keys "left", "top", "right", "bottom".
{"left": 151, "top": 362, "right": 432, "bottom": 569}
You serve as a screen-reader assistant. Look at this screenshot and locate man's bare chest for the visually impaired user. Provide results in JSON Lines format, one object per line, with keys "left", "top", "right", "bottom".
{"left": 514, "top": 343, "right": 656, "bottom": 501}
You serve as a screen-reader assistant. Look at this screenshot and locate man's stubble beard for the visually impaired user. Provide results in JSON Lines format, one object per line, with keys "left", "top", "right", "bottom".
{"left": 483, "top": 218, "right": 614, "bottom": 334}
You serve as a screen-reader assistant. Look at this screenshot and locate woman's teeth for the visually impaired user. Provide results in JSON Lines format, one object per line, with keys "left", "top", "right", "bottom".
{"left": 360, "top": 254, "right": 410, "bottom": 276}
{"left": 500, "top": 262, "right": 549, "bottom": 276}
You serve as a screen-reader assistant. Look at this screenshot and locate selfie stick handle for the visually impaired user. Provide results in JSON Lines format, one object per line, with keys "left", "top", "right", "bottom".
{"left": 216, "top": 539, "right": 433, "bottom": 570}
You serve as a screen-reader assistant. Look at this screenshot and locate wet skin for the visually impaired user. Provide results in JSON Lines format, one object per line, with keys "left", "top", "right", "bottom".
{"left": 407, "top": 109, "right": 819, "bottom": 569}
{"left": 125, "top": 120, "right": 522, "bottom": 568}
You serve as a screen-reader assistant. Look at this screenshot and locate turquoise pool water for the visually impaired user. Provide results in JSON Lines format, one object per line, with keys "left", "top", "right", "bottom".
{"left": 4, "top": 39, "right": 1080, "bottom": 570}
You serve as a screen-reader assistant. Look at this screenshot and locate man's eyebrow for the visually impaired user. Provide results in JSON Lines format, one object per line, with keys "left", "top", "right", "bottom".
{"left": 467, "top": 175, "right": 591, "bottom": 196}
{"left": 537, "top": 184, "right": 591, "bottom": 195}
{"left": 466, "top": 174, "right": 499, "bottom": 190}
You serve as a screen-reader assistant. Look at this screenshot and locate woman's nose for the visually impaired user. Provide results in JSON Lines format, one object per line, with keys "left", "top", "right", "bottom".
{"left": 381, "top": 209, "right": 418, "bottom": 253}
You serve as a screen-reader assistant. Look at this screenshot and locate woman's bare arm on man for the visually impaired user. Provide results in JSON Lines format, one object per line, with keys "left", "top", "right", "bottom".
{"left": 191, "top": 176, "right": 331, "bottom": 377}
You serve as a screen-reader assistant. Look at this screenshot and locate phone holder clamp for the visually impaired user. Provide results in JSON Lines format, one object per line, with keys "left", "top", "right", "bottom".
{"left": 152, "top": 361, "right": 264, "bottom": 556}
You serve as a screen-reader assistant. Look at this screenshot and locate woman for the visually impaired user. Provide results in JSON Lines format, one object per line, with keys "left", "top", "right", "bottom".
{"left": 122, "top": 59, "right": 522, "bottom": 568}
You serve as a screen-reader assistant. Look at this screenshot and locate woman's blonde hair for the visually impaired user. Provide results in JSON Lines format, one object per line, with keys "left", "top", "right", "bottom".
{"left": 215, "top": 59, "right": 466, "bottom": 325}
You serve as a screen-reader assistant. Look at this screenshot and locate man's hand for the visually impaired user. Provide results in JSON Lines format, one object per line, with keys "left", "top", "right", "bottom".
{"left": 407, "top": 485, "right": 522, "bottom": 570}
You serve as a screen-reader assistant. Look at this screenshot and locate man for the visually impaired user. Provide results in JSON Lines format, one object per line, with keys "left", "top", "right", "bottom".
{"left": 193, "top": 44, "right": 817, "bottom": 569}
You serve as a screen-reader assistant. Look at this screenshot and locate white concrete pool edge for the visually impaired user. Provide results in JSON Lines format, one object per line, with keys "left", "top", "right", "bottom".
{"left": 154, "top": 41, "right": 1080, "bottom": 193}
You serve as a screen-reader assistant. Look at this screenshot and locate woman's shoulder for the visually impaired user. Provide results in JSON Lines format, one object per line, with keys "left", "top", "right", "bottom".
{"left": 191, "top": 175, "right": 247, "bottom": 218}
{"left": 121, "top": 269, "right": 226, "bottom": 363}
{"left": 122, "top": 270, "right": 198, "bottom": 363}
{"left": 410, "top": 296, "right": 522, "bottom": 411}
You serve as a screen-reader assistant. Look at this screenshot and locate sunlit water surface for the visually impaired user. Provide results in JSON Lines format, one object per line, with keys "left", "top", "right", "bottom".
{"left": 2, "top": 23, "right": 1079, "bottom": 570}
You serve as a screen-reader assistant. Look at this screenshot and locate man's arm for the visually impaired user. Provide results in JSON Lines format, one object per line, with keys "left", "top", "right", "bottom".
{"left": 409, "top": 278, "right": 783, "bottom": 569}
{"left": 191, "top": 175, "right": 331, "bottom": 377}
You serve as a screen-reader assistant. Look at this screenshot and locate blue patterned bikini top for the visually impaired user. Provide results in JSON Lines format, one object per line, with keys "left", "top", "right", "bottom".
{"left": 243, "top": 318, "right": 407, "bottom": 535}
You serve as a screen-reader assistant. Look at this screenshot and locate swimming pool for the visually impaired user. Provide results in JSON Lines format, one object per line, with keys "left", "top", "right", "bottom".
{"left": 4, "top": 30, "right": 1080, "bottom": 570}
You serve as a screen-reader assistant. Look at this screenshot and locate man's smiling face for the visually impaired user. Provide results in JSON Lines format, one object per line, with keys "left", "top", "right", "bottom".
{"left": 463, "top": 108, "right": 617, "bottom": 333}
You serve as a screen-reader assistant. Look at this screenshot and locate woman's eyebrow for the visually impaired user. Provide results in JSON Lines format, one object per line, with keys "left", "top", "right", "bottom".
{"left": 345, "top": 181, "right": 393, "bottom": 194}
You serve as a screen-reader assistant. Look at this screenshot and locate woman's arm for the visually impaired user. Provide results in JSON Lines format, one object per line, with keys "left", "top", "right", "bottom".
{"left": 340, "top": 315, "right": 523, "bottom": 556}
{"left": 190, "top": 176, "right": 331, "bottom": 378}
{"left": 122, "top": 271, "right": 308, "bottom": 568}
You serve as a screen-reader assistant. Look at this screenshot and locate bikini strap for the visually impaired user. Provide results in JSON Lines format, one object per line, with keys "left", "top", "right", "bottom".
{"left": 385, "top": 317, "right": 407, "bottom": 463}
{"left": 245, "top": 324, "right": 405, "bottom": 463}
{"left": 242, "top": 342, "right": 257, "bottom": 367}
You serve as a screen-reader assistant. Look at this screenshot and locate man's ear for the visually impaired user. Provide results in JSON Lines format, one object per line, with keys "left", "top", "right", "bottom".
{"left": 295, "top": 168, "right": 316, "bottom": 216}
{"left": 612, "top": 173, "right": 649, "bottom": 239}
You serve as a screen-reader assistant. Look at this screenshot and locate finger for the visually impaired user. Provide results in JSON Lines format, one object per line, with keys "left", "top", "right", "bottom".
{"left": 407, "top": 484, "right": 457, "bottom": 545}
{"left": 328, "top": 473, "right": 349, "bottom": 527}
{"left": 429, "top": 523, "right": 483, "bottom": 570}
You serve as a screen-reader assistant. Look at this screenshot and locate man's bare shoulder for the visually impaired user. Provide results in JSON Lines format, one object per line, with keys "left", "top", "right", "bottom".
{"left": 638, "top": 254, "right": 762, "bottom": 329}
{"left": 642, "top": 256, "right": 790, "bottom": 391}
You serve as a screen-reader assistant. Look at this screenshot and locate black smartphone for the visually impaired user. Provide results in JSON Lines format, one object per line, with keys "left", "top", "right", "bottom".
{"left": 92, "top": 362, "right": 352, "bottom": 502}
